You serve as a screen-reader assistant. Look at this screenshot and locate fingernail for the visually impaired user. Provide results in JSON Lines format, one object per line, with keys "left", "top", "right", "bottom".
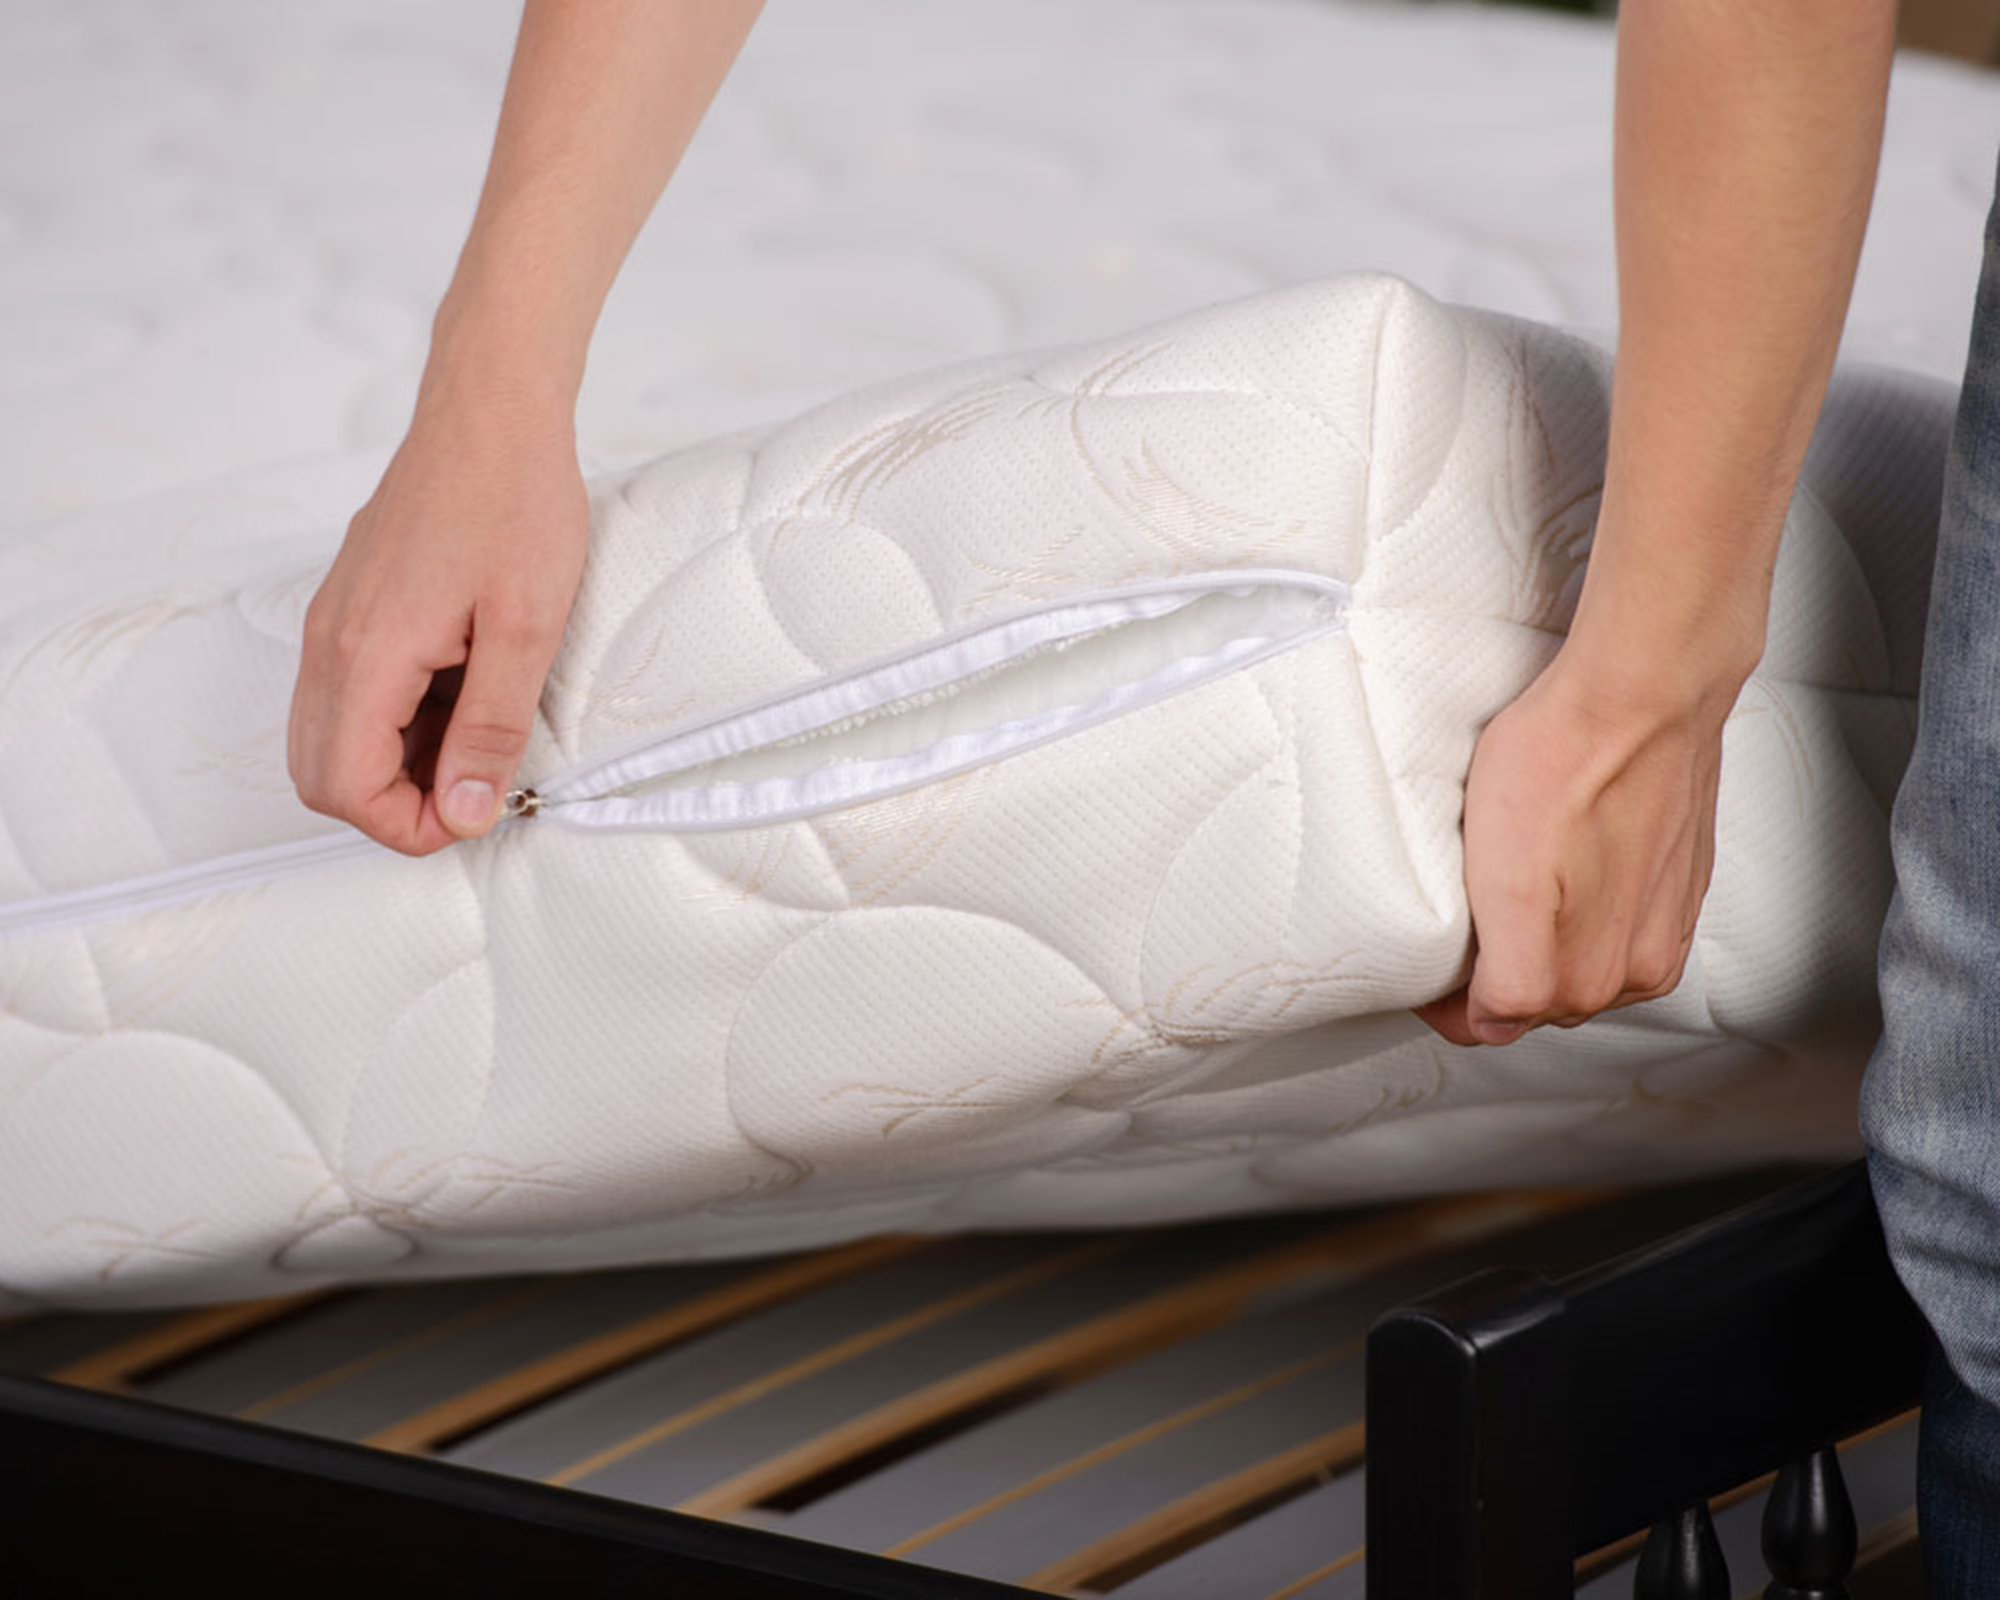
{"left": 1473, "top": 1018, "right": 1526, "bottom": 1046}
{"left": 445, "top": 778, "right": 495, "bottom": 830}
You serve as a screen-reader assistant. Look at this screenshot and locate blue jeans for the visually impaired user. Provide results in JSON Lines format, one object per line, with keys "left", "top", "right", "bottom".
{"left": 1860, "top": 149, "right": 2000, "bottom": 1594}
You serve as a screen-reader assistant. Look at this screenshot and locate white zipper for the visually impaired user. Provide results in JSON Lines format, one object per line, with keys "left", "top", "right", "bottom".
{"left": 0, "top": 827, "right": 407, "bottom": 941}
{"left": 0, "top": 567, "right": 1349, "bottom": 940}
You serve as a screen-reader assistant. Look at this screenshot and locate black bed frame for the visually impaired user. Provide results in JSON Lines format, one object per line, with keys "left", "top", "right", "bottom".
{"left": 1367, "top": 1161, "right": 1929, "bottom": 1598}
{"left": 0, "top": 1161, "right": 1928, "bottom": 1599}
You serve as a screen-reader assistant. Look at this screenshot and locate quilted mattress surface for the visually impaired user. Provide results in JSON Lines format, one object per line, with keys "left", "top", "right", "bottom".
{"left": 0, "top": 271, "right": 1954, "bottom": 1311}
{"left": 4, "top": 0, "right": 1995, "bottom": 534}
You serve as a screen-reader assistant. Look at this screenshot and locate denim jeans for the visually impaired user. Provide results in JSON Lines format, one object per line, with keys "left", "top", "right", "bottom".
{"left": 1859, "top": 148, "right": 2000, "bottom": 1594}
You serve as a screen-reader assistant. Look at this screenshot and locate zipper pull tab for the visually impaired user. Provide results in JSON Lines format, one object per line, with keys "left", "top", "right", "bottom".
{"left": 501, "top": 786, "right": 541, "bottom": 819}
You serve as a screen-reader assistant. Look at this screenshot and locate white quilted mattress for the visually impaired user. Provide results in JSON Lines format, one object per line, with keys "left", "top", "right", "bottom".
{"left": 0, "top": 1, "right": 1979, "bottom": 1310}
{"left": 0, "top": 272, "right": 1953, "bottom": 1310}
{"left": 2, "top": 0, "right": 1993, "bottom": 532}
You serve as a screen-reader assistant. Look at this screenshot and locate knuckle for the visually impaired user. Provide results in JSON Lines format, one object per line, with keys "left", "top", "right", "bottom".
{"left": 301, "top": 601, "right": 338, "bottom": 655}
{"left": 326, "top": 620, "right": 373, "bottom": 668}
{"left": 1478, "top": 979, "right": 1555, "bottom": 1022}
{"left": 313, "top": 780, "right": 362, "bottom": 822}
{"left": 1585, "top": 982, "right": 1624, "bottom": 1015}
{"left": 1627, "top": 936, "right": 1689, "bottom": 996}
{"left": 1475, "top": 863, "right": 1548, "bottom": 908}
{"left": 446, "top": 713, "right": 531, "bottom": 765}
{"left": 481, "top": 597, "right": 563, "bottom": 649}
{"left": 295, "top": 778, "right": 343, "bottom": 821}
{"left": 1551, "top": 970, "right": 1619, "bottom": 1021}
{"left": 1580, "top": 977, "right": 1625, "bottom": 1015}
{"left": 1627, "top": 958, "right": 1679, "bottom": 995}
{"left": 300, "top": 762, "right": 376, "bottom": 824}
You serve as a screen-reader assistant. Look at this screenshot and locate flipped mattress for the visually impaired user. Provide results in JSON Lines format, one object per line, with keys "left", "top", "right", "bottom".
{"left": 0, "top": 271, "right": 1953, "bottom": 1311}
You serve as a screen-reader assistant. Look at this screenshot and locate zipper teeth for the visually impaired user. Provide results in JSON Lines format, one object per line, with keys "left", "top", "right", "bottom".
{"left": 533, "top": 569, "right": 1348, "bottom": 806}
{"left": 543, "top": 612, "right": 1348, "bottom": 836}
{"left": 587, "top": 616, "right": 1141, "bottom": 802}
{"left": 0, "top": 569, "right": 1349, "bottom": 938}
{"left": 0, "top": 827, "right": 399, "bottom": 940}
{"left": 532, "top": 585, "right": 1206, "bottom": 806}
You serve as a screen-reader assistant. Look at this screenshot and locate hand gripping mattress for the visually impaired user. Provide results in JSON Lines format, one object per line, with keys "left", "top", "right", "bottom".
{"left": 0, "top": 272, "right": 1953, "bottom": 1312}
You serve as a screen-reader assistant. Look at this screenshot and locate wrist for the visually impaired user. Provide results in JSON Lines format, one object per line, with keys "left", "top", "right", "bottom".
{"left": 1557, "top": 595, "right": 1761, "bottom": 732}
{"left": 1563, "top": 503, "right": 1776, "bottom": 717}
{"left": 419, "top": 276, "right": 587, "bottom": 431}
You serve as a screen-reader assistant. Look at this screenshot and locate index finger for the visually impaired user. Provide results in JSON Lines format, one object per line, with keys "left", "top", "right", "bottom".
{"left": 307, "top": 631, "right": 463, "bottom": 856}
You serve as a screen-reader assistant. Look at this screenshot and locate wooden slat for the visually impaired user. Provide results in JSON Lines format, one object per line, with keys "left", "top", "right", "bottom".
{"left": 863, "top": 1186, "right": 1773, "bottom": 1587}
{"left": 366, "top": 1235, "right": 925, "bottom": 1452}
{"left": 786, "top": 1186, "right": 1702, "bottom": 1558}
{"left": 890, "top": 1343, "right": 1357, "bottom": 1563}
{"left": 18, "top": 1173, "right": 1835, "bottom": 1600}
{"left": 567, "top": 1197, "right": 1587, "bottom": 1518}
{"left": 897, "top": 1336, "right": 1367, "bottom": 1584}
{"left": 783, "top": 1263, "right": 1383, "bottom": 1555}
{"left": 1239, "top": 1410, "right": 1921, "bottom": 1600}
{"left": 0, "top": 1310, "right": 185, "bottom": 1377}
{"left": 138, "top": 1279, "right": 544, "bottom": 1416}
{"left": 49, "top": 1292, "right": 331, "bottom": 1391}
{"left": 1116, "top": 1474, "right": 1363, "bottom": 1600}
{"left": 1027, "top": 1419, "right": 1367, "bottom": 1593}
{"left": 549, "top": 1237, "right": 1129, "bottom": 1491}
{"left": 673, "top": 1195, "right": 1546, "bottom": 1517}
{"left": 442, "top": 1233, "right": 1099, "bottom": 1481}
{"left": 235, "top": 1282, "right": 564, "bottom": 1424}
{"left": 1850, "top": 1508, "right": 1920, "bottom": 1600}
{"left": 107, "top": 1249, "right": 922, "bottom": 1448}
{"left": 1259, "top": 1547, "right": 1366, "bottom": 1600}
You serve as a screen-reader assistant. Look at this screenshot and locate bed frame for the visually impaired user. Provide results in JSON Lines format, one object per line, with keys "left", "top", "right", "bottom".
{"left": 1367, "top": 1161, "right": 1928, "bottom": 1598}
{"left": 0, "top": 1162, "right": 1927, "bottom": 1598}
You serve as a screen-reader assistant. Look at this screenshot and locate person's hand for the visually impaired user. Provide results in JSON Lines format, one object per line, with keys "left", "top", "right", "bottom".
{"left": 285, "top": 0, "right": 764, "bottom": 855}
{"left": 1411, "top": 630, "right": 1739, "bottom": 1047}
{"left": 288, "top": 388, "right": 589, "bottom": 856}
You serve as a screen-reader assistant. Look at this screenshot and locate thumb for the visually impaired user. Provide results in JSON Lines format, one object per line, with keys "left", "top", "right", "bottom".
{"left": 433, "top": 609, "right": 551, "bottom": 838}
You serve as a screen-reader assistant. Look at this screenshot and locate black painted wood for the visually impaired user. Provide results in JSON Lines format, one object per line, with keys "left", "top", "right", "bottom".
{"left": 1364, "top": 1163, "right": 1927, "bottom": 1600}
{"left": 0, "top": 1372, "right": 1036, "bottom": 1600}
{"left": 1363, "top": 1267, "right": 1571, "bottom": 1599}
{"left": 1635, "top": 1502, "right": 1731, "bottom": 1600}
{"left": 1573, "top": 1417, "right": 1917, "bottom": 1599}
{"left": 1761, "top": 1446, "right": 1858, "bottom": 1600}
{"left": 1562, "top": 1165, "right": 1923, "bottom": 1550}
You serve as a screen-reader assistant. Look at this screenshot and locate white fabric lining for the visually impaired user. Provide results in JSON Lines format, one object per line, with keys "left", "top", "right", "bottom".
{"left": 538, "top": 576, "right": 1349, "bottom": 833}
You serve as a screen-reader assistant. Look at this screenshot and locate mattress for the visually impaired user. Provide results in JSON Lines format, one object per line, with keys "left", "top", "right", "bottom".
{"left": 3, "top": 0, "right": 1995, "bottom": 534}
{"left": 0, "top": 270, "right": 1954, "bottom": 1312}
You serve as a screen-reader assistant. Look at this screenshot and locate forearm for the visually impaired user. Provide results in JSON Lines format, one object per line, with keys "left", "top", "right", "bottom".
{"left": 1569, "top": 0, "right": 1896, "bottom": 707}
{"left": 421, "top": 0, "right": 765, "bottom": 422}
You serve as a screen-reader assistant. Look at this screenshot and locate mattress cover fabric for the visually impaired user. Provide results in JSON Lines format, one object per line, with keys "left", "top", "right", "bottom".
{"left": 4, "top": 0, "right": 1995, "bottom": 535}
{"left": 0, "top": 272, "right": 1953, "bottom": 1311}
